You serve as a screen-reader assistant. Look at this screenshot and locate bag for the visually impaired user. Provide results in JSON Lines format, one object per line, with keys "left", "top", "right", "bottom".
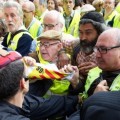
{"left": 0, "top": 49, "right": 22, "bottom": 68}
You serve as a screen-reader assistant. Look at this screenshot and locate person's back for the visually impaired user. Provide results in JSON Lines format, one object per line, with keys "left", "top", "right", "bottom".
{"left": 81, "top": 91, "right": 120, "bottom": 120}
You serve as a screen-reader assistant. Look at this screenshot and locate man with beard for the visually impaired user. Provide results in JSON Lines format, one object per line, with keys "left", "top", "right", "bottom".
{"left": 71, "top": 11, "right": 107, "bottom": 94}
{"left": 2, "top": 1, "right": 33, "bottom": 56}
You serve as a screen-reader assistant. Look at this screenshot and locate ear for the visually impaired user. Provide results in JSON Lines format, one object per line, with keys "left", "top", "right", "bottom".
{"left": 20, "top": 78, "right": 28, "bottom": 90}
{"left": 20, "top": 78, "right": 25, "bottom": 90}
{"left": 57, "top": 42, "right": 63, "bottom": 51}
{"left": 59, "top": 23, "right": 63, "bottom": 29}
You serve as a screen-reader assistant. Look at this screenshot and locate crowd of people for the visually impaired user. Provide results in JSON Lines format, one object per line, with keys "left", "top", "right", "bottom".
{"left": 0, "top": 0, "right": 120, "bottom": 120}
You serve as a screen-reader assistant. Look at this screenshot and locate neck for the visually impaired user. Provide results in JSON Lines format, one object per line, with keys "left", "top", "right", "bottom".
{"left": 25, "top": 17, "right": 33, "bottom": 28}
{"left": 7, "top": 91, "right": 25, "bottom": 108}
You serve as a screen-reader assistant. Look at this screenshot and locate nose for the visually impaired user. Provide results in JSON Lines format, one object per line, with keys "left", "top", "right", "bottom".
{"left": 6, "top": 15, "right": 12, "bottom": 22}
{"left": 95, "top": 50, "right": 102, "bottom": 58}
{"left": 40, "top": 44, "right": 46, "bottom": 51}
{"left": 80, "top": 33, "right": 87, "bottom": 40}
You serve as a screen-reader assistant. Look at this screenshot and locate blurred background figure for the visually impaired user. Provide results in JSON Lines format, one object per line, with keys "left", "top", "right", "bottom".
{"left": 22, "top": 1, "right": 43, "bottom": 39}
{"left": 80, "top": 4, "right": 96, "bottom": 17}
{"left": 74, "top": 0, "right": 85, "bottom": 13}
{"left": 103, "top": 0, "right": 118, "bottom": 25}
{"left": 47, "top": 0, "right": 59, "bottom": 11}
{"left": 92, "top": 0, "right": 104, "bottom": 13}
{"left": 0, "top": 2, "right": 4, "bottom": 19}
{"left": 33, "top": 0, "right": 48, "bottom": 22}
{"left": 0, "top": 19, "right": 8, "bottom": 42}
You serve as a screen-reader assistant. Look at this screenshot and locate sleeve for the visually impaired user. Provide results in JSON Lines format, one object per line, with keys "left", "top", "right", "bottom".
{"left": 16, "top": 34, "right": 33, "bottom": 56}
{"left": 23, "top": 94, "right": 78, "bottom": 120}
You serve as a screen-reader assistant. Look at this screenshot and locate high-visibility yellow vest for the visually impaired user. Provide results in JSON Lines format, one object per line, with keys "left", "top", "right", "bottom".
{"left": 28, "top": 18, "right": 42, "bottom": 39}
{"left": 105, "top": 10, "right": 118, "bottom": 25}
{"left": 36, "top": 48, "right": 70, "bottom": 97}
{"left": 113, "top": 14, "right": 120, "bottom": 28}
{"left": 64, "top": 10, "right": 80, "bottom": 38}
{"left": 7, "top": 31, "right": 31, "bottom": 51}
{"left": 115, "top": 3, "right": 120, "bottom": 13}
{"left": 80, "top": 67, "right": 120, "bottom": 100}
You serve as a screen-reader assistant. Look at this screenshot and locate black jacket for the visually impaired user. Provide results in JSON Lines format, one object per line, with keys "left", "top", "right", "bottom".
{"left": 0, "top": 94, "right": 78, "bottom": 120}
{"left": 0, "top": 100, "right": 29, "bottom": 120}
{"left": 81, "top": 91, "right": 120, "bottom": 120}
{"left": 23, "top": 94, "right": 78, "bottom": 120}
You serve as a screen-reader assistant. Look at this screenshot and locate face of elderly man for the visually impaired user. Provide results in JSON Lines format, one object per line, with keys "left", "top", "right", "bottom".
{"left": 94, "top": 29, "right": 120, "bottom": 71}
{"left": 39, "top": 38, "right": 62, "bottom": 62}
{"left": 3, "top": 3, "right": 23, "bottom": 33}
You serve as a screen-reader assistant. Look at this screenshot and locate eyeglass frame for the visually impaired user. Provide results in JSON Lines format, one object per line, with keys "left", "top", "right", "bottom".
{"left": 93, "top": 45, "right": 120, "bottom": 54}
{"left": 41, "top": 23, "right": 59, "bottom": 29}
{"left": 22, "top": 10, "right": 33, "bottom": 13}
{"left": 37, "top": 41, "right": 60, "bottom": 48}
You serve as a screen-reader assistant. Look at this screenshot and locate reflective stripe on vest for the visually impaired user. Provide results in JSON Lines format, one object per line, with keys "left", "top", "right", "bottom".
{"left": 7, "top": 32, "right": 31, "bottom": 51}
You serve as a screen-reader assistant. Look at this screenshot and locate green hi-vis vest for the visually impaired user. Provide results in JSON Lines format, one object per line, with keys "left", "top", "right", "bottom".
{"left": 64, "top": 10, "right": 80, "bottom": 38}
{"left": 36, "top": 50, "right": 70, "bottom": 98}
{"left": 113, "top": 14, "right": 120, "bottom": 28}
{"left": 7, "top": 30, "right": 31, "bottom": 51}
{"left": 115, "top": 3, "right": 120, "bottom": 13}
{"left": 105, "top": 10, "right": 118, "bottom": 25}
{"left": 28, "top": 19, "right": 42, "bottom": 39}
{"left": 80, "top": 67, "right": 120, "bottom": 101}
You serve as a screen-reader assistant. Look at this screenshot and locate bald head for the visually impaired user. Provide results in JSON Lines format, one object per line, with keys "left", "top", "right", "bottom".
{"left": 22, "top": 1, "right": 35, "bottom": 12}
{"left": 97, "top": 28, "right": 120, "bottom": 45}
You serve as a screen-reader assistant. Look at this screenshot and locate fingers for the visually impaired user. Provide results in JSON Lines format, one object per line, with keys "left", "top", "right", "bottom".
{"left": 23, "top": 56, "right": 36, "bottom": 66}
{"left": 94, "top": 80, "right": 109, "bottom": 93}
{"left": 99, "top": 80, "right": 108, "bottom": 86}
{"left": 60, "top": 64, "right": 78, "bottom": 73}
{"left": 78, "top": 62, "right": 97, "bottom": 74}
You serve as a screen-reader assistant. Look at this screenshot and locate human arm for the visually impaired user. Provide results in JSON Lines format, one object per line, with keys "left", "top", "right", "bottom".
{"left": 23, "top": 94, "right": 78, "bottom": 120}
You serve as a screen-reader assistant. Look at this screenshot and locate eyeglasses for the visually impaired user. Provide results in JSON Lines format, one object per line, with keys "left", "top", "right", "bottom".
{"left": 94, "top": 45, "right": 120, "bottom": 54}
{"left": 37, "top": 41, "right": 59, "bottom": 47}
{"left": 41, "top": 23, "right": 58, "bottom": 29}
{"left": 23, "top": 10, "right": 33, "bottom": 13}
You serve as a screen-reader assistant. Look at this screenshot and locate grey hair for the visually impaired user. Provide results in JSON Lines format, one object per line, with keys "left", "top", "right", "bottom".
{"left": 44, "top": 10, "right": 65, "bottom": 29}
{"left": 3, "top": 1, "right": 23, "bottom": 19}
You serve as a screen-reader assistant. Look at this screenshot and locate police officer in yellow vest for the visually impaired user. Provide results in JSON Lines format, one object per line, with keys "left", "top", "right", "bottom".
{"left": 63, "top": 28, "right": 120, "bottom": 103}
{"left": 22, "top": 1, "right": 43, "bottom": 39}
{"left": 63, "top": 0, "right": 80, "bottom": 38}
{"left": 2, "top": 1, "right": 33, "bottom": 56}
{"left": 28, "top": 30, "right": 72, "bottom": 98}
